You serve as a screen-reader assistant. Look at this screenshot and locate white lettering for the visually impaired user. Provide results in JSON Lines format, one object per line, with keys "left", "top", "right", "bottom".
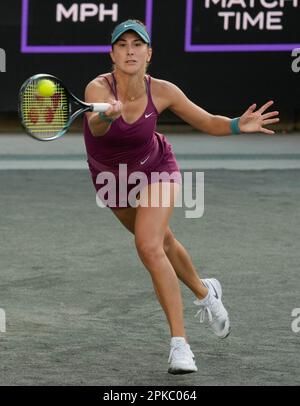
{"left": 94, "top": 166, "right": 204, "bottom": 216}
{"left": 291, "top": 48, "right": 300, "bottom": 73}
{"left": 218, "top": 11, "right": 235, "bottom": 29}
{"left": 99, "top": 3, "right": 118, "bottom": 22}
{"left": 291, "top": 308, "right": 300, "bottom": 333}
{"left": 243, "top": 11, "right": 264, "bottom": 29}
{"left": 56, "top": 3, "right": 78, "bottom": 22}
{"left": 128, "top": 172, "right": 149, "bottom": 208}
{"left": 0, "top": 309, "right": 6, "bottom": 332}
{"left": 57, "top": 3, "right": 119, "bottom": 22}
{"left": 80, "top": 3, "right": 98, "bottom": 22}
{"left": 266, "top": 11, "right": 283, "bottom": 29}
{"left": 182, "top": 172, "right": 204, "bottom": 219}
{"left": 218, "top": 10, "right": 285, "bottom": 29}
{"left": 96, "top": 172, "right": 117, "bottom": 208}
{"left": 103, "top": 391, "right": 138, "bottom": 403}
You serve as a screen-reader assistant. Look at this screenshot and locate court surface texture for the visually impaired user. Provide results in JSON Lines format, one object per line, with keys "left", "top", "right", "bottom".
{"left": 0, "top": 133, "right": 299, "bottom": 385}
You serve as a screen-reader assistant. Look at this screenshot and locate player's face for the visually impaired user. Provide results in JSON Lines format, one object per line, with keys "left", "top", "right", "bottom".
{"left": 110, "top": 32, "right": 152, "bottom": 74}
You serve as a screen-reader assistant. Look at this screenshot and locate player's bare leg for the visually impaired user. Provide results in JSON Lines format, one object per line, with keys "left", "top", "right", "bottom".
{"left": 134, "top": 182, "right": 185, "bottom": 339}
{"left": 112, "top": 207, "right": 208, "bottom": 300}
{"left": 163, "top": 229, "right": 208, "bottom": 299}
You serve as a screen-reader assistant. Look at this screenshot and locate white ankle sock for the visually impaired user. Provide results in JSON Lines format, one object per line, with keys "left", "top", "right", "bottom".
{"left": 195, "top": 290, "right": 212, "bottom": 305}
{"left": 170, "top": 337, "right": 186, "bottom": 346}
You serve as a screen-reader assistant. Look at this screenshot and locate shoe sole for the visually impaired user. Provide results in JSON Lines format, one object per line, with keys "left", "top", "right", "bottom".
{"left": 168, "top": 368, "right": 198, "bottom": 375}
{"left": 219, "top": 326, "right": 231, "bottom": 339}
{"left": 218, "top": 321, "right": 231, "bottom": 339}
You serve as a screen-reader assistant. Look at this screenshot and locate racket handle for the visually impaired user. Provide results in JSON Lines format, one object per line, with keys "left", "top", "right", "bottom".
{"left": 91, "top": 103, "right": 111, "bottom": 112}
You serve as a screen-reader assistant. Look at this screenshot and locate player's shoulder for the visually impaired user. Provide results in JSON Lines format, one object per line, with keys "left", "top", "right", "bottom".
{"left": 149, "top": 76, "right": 183, "bottom": 99}
{"left": 85, "top": 73, "right": 112, "bottom": 97}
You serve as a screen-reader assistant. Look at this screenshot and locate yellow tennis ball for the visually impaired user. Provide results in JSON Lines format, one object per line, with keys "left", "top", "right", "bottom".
{"left": 37, "top": 79, "right": 56, "bottom": 97}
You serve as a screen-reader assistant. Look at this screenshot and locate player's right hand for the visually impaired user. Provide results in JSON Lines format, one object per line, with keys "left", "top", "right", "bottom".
{"left": 104, "top": 99, "right": 123, "bottom": 121}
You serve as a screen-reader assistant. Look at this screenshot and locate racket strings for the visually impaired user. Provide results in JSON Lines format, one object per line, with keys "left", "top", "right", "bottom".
{"left": 21, "top": 79, "right": 69, "bottom": 139}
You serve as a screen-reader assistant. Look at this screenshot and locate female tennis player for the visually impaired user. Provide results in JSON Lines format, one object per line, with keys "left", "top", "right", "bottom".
{"left": 84, "top": 20, "right": 279, "bottom": 374}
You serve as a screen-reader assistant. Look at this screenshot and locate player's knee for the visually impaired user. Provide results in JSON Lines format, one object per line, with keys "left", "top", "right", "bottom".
{"left": 135, "top": 238, "right": 164, "bottom": 265}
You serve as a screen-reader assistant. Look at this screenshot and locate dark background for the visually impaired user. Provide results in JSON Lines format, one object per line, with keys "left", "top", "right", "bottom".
{"left": 0, "top": 0, "right": 299, "bottom": 125}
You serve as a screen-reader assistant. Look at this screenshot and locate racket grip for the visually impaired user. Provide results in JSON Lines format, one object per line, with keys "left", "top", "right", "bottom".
{"left": 91, "top": 103, "right": 111, "bottom": 112}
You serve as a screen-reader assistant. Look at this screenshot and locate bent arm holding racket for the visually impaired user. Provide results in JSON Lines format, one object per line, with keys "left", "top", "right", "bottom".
{"left": 85, "top": 78, "right": 122, "bottom": 137}
{"left": 18, "top": 74, "right": 113, "bottom": 141}
{"left": 158, "top": 81, "right": 279, "bottom": 136}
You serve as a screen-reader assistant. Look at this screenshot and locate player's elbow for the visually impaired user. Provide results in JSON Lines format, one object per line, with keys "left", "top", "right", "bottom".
{"left": 88, "top": 117, "right": 105, "bottom": 137}
{"left": 90, "top": 128, "right": 101, "bottom": 138}
{"left": 87, "top": 120, "right": 99, "bottom": 137}
{"left": 90, "top": 127, "right": 106, "bottom": 138}
{"left": 90, "top": 124, "right": 101, "bottom": 137}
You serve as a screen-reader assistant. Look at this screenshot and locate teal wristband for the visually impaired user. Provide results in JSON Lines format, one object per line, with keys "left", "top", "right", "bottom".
{"left": 230, "top": 117, "right": 241, "bottom": 135}
{"left": 99, "top": 112, "right": 114, "bottom": 124}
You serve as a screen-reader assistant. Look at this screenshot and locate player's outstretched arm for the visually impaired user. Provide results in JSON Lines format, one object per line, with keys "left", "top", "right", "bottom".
{"left": 162, "top": 81, "right": 279, "bottom": 136}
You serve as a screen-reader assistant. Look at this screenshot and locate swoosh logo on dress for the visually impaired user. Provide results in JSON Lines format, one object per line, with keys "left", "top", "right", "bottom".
{"left": 140, "top": 154, "right": 150, "bottom": 165}
{"left": 145, "top": 112, "right": 154, "bottom": 119}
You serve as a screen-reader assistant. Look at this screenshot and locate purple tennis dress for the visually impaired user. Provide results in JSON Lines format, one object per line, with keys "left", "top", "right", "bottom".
{"left": 83, "top": 73, "right": 182, "bottom": 208}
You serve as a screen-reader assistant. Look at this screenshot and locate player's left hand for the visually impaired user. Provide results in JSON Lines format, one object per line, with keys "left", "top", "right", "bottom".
{"left": 239, "top": 101, "right": 280, "bottom": 135}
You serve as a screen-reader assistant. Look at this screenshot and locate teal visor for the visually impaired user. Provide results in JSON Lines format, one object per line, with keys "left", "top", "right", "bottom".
{"left": 111, "top": 20, "right": 151, "bottom": 45}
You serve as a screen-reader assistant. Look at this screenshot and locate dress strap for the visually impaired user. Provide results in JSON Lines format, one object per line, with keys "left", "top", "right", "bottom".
{"left": 111, "top": 72, "right": 118, "bottom": 100}
{"left": 98, "top": 74, "right": 118, "bottom": 99}
{"left": 145, "top": 74, "right": 159, "bottom": 116}
{"left": 145, "top": 74, "right": 151, "bottom": 96}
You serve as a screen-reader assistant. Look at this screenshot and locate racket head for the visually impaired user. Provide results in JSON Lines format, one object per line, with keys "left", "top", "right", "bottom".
{"left": 18, "top": 73, "right": 72, "bottom": 141}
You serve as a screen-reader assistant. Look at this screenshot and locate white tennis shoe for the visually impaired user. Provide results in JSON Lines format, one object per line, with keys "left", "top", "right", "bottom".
{"left": 194, "top": 278, "right": 231, "bottom": 339}
{"left": 168, "top": 337, "right": 198, "bottom": 374}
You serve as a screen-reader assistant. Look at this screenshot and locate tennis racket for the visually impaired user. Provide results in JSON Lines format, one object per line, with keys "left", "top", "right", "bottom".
{"left": 18, "top": 73, "right": 111, "bottom": 141}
